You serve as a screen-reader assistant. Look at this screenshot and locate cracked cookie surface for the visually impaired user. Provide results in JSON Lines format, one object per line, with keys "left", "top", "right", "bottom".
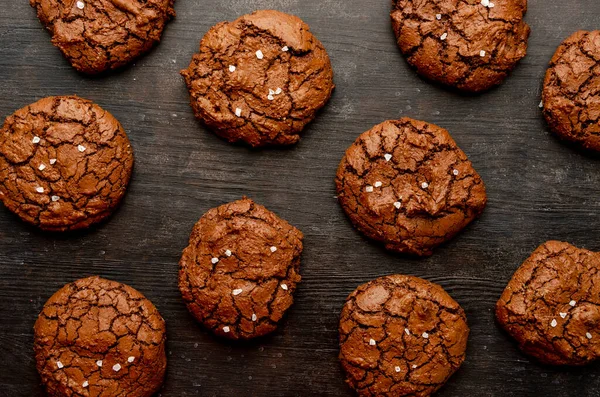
{"left": 178, "top": 198, "right": 303, "bottom": 340}
{"left": 34, "top": 276, "right": 167, "bottom": 397}
{"left": 0, "top": 96, "right": 134, "bottom": 231}
{"left": 30, "top": 0, "right": 175, "bottom": 74}
{"left": 542, "top": 31, "right": 600, "bottom": 152}
{"left": 391, "top": 0, "right": 530, "bottom": 92}
{"left": 339, "top": 275, "right": 469, "bottom": 396}
{"left": 335, "top": 118, "right": 487, "bottom": 257}
{"left": 496, "top": 241, "right": 600, "bottom": 365}
{"left": 181, "top": 9, "right": 334, "bottom": 147}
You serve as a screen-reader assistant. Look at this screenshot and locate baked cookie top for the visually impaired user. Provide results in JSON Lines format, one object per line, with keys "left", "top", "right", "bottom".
{"left": 181, "top": 9, "right": 334, "bottom": 147}
{"left": 339, "top": 275, "right": 469, "bottom": 396}
{"left": 496, "top": 241, "right": 600, "bottom": 365}
{"left": 391, "top": 0, "right": 530, "bottom": 92}
{"left": 30, "top": 0, "right": 175, "bottom": 74}
{"left": 335, "top": 118, "right": 487, "bottom": 256}
{"left": 179, "top": 198, "right": 303, "bottom": 340}
{"left": 542, "top": 30, "right": 600, "bottom": 152}
{"left": 34, "top": 276, "right": 167, "bottom": 397}
{"left": 0, "top": 96, "right": 134, "bottom": 231}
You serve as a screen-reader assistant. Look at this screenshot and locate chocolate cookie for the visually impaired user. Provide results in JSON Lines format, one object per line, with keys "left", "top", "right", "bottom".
{"left": 181, "top": 10, "right": 334, "bottom": 147}
{"left": 30, "top": 0, "right": 175, "bottom": 74}
{"left": 496, "top": 241, "right": 600, "bottom": 365}
{"left": 335, "top": 118, "right": 487, "bottom": 256}
{"left": 542, "top": 31, "right": 600, "bottom": 152}
{"left": 339, "top": 275, "right": 469, "bottom": 396}
{"left": 391, "top": 0, "right": 530, "bottom": 92}
{"left": 34, "top": 276, "right": 167, "bottom": 397}
{"left": 178, "top": 198, "right": 303, "bottom": 340}
{"left": 0, "top": 96, "right": 134, "bottom": 231}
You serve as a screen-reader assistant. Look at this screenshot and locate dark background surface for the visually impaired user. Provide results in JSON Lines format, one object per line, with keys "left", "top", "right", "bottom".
{"left": 1, "top": 0, "right": 600, "bottom": 396}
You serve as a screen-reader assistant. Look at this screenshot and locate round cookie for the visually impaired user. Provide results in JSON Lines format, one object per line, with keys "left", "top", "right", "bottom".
{"left": 181, "top": 10, "right": 334, "bottom": 147}
{"left": 0, "top": 96, "right": 134, "bottom": 231}
{"left": 496, "top": 241, "right": 600, "bottom": 365}
{"left": 30, "top": 0, "right": 175, "bottom": 74}
{"left": 335, "top": 118, "right": 487, "bottom": 257}
{"left": 391, "top": 0, "right": 530, "bottom": 92}
{"left": 34, "top": 276, "right": 167, "bottom": 397}
{"left": 178, "top": 198, "right": 303, "bottom": 340}
{"left": 339, "top": 275, "right": 469, "bottom": 396}
{"left": 542, "top": 31, "right": 600, "bottom": 152}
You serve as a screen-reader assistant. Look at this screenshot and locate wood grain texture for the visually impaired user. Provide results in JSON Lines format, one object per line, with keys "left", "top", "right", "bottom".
{"left": 1, "top": 0, "right": 600, "bottom": 396}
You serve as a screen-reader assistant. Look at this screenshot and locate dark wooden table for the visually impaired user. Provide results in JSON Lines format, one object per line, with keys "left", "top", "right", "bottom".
{"left": 2, "top": 1, "right": 600, "bottom": 396}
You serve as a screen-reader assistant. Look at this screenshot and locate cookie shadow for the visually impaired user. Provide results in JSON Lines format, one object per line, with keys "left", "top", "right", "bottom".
{"left": 341, "top": 210, "right": 487, "bottom": 261}
{"left": 184, "top": 86, "right": 337, "bottom": 152}
{"left": 493, "top": 311, "right": 600, "bottom": 373}
{"left": 0, "top": 183, "right": 132, "bottom": 241}
{"left": 178, "top": 302, "right": 297, "bottom": 349}
{"left": 542, "top": 123, "right": 600, "bottom": 162}
{"left": 392, "top": 45, "right": 508, "bottom": 98}
{"left": 187, "top": 114, "right": 328, "bottom": 153}
{"left": 74, "top": 44, "right": 164, "bottom": 81}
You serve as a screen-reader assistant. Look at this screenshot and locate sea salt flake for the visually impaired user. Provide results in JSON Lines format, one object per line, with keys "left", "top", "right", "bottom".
{"left": 480, "top": 50, "right": 486, "bottom": 57}
{"left": 404, "top": 328, "right": 410, "bottom": 336}
{"left": 369, "top": 339, "right": 376, "bottom": 346}
{"left": 229, "top": 65, "right": 236, "bottom": 72}
{"left": 32, "top": 136, "right": 41, "bottom": 144}
{"left": 570, "top": 300, "right": 577, "bottom": 307}
{"left": 256, "top": 50, "right": 264, "bottom": 59}
{"left": 270, "top": 246, "right": 277, "bottom": 252}
{"left": 440, "top": 33, "right": 448, "bottom": 40}
{"left": 281, "top": 284, "right": 288, "bottom": 291}
{"left": 436, "top": 13, "right": 442, "bottom": 20}
{"left": 76, "top": 1, "right": 85, "bottom": 9}
{"left": 412, "top": 364, "right": 417, "bottom": 369}
{"left": 539, "top": 100, "right": 543, "bottom": 108}
{"left": 235, "top": 108, "right": 242, "bottom": 117}
{"left": 282, "top": 46, "right": 289, "bottom": 52}
{"left": 393, "top": 202, "right": 401, "bottom": 209}
{"left": 35, "top": 187, "right": 44, "bottom": 193}
{"left": 57, "top": 361, "right": 64, "bottom": 369}
{"left": 38, "top": 164, "right": 46, "bottom": 171}
{"left": 488, "top": 2, "right": 495, "bottom": 7}
{"left": 267, "top": 94, "right": 275, "bottom": 101}
{"left": 82, "top": 380, "right": 89, "bottom": 388}
{"left": 127, "top": 356, "right": 135, "bottom": 363}
{"left": 422, "top": 332, "right": 429, "bottom": 339}
{"left": 252, "top": 313, "right": 257, "bottom": 322}
{"left": 50, "top": 159, "right": 57, "bottom": 165}
{"left": 211, "top": 257, "right": 219, "bottom": 264}
{"left": 395, "top": 366, "right": 401, "bottom": 372}
{"left": 560, "top": 312, "right": 567, "bottom": 319}
{"left": 421, "top": 182, "right": 429, "bottom": 189}
{"left": 96, "top": 360, "right": 103, "bottom": 367}
{"left": 384, "top": 153, "right": 392, "bottom": 161}
{"left": 112, "top": 363, "right": 121, "bottom": 372}
{"left": 51, "top": 195, "right": 60, "bottom": 202}
{"left": 374, "top": 181, "right": 382, "bottom": 188}
{"left": 77, "top": 145, "right": 86, "bottom": 152}
{"left": 365, "top": 186, "right": 374, "bottom": 192}
{"left": 223, "top": 326, "right": 230, "bottom": 333}
{"left": 269, "top": 89, "right": 275, "bottom": 95}
{"left": 232, "top": 288, "right": 243, "bottom": 296}
{"left": 275, "top": 87, "right": 282, "bottom": 95}
{"left": 550, "top": 319, "right": 557, "bottom": 328}
{"left": 225, "top": 249, "right": 232, "bottom": 257}
{"left": 587, "top": 332, "right": 593, "bottom": 339}
{"left": 481, "top": 0, "right": 489, "bottom": 6}
{"left": 453, "top": 169, "right": 459, "bottom": 176}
